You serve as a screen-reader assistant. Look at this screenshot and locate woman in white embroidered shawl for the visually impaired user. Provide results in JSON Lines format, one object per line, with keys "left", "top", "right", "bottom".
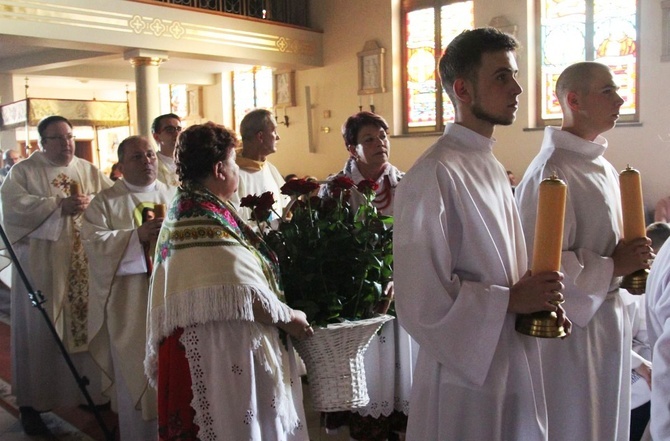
{"left": 145, "top": 122, "right": 312, "bottom": 441}
{"left": 319, "top": 111, "right": 418, "bottom": 441}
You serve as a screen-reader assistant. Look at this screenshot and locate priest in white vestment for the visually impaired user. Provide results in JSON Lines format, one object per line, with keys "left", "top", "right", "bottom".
{"left": 229, "top": 109, "right": 289, "bottom": 222}
{"left": 0, "top": 115, "right": 112, "bottom": 435}
{"left": 82, "top": 136, "right": 176, "bottom": 440}
{"left": 646, "top": 238, "right": 670, "bottom": 440}
{"left": 394, "top": 28, "right": 569, "bottom": 441}
{"left": 151, "top": 113, "right": 181, "bottom": 187}
{"left": 0, "top": 148, "right": 23, "bottom": 184}
{"left": 516, "top": 62, "right": 653, "bottom": 441}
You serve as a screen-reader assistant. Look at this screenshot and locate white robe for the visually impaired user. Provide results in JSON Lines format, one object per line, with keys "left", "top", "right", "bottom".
{"left": 646, "top": 239, "right": 670, "bottom": 440}
{"left": 394, "top": 123, "right": 547, "bottom": 441}
{"left": 515, "top": 126, "right": 631, "bottom": 441}
{"left": 230, "top": 161, "right": 288, "bottom": 222}
{"left": 156, "top": 152, "right": 179, "bottom": 187}
{"left": 81, "top": 179, "right": 175, "bottom": 438}
{"left": 0, "top": 152, "right": 112, "bottom": 409}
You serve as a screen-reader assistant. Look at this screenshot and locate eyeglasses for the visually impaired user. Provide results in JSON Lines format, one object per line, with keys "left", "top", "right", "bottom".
{"left": 42, "top": 134, "right": 76, "bottom": 143}
{"left": 160, "top": 126, "right": 182, "bottom": 134}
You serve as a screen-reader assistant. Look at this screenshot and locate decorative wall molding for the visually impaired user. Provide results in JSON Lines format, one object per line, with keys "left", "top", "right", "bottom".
{"left": 0, "top": 0, "right": 321, "bottom": 59}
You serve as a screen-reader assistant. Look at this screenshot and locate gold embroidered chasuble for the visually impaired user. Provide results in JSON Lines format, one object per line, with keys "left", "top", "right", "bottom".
{"left": 0, "top": 152, "right": 112, "bottom": 352}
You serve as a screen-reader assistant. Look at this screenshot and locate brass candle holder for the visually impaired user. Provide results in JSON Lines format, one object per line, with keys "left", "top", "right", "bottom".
{"left": 516, "top": 303, "right": 566, "bottom": 338}
{"left": 621, "top": 268, "right": 649, "bottom": 292}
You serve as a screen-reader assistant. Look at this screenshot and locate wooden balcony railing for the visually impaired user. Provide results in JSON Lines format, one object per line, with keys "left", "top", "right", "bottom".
{"left": 152, "top": 0, "right": 310, "bottom": 28}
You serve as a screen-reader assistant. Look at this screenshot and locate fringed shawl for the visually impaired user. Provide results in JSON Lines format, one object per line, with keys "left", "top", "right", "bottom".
{"left": 145, "top": 182, "right": 297, "bottom": 430}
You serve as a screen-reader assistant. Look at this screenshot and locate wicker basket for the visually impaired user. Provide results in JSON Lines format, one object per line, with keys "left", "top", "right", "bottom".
{"left": 292, "top": 314, "right": 394, "bottom": 412}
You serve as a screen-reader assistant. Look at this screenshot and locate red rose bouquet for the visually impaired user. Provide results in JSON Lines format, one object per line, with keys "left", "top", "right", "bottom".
{"left": 240, "top": 177, "right": 394, "bottom": 327}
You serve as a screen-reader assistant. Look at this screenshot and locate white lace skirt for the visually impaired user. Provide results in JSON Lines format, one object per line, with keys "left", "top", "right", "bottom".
{"left": 181, "top": 320, "right": 309, "bottom": 441}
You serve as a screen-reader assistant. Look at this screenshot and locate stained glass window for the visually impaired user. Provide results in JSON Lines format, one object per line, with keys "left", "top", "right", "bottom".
{"left": 233, "top": 66, "right": 274, "bottom": 131}
{"left": 539, "top": 0, "right": 638, "bottom": 122}
{"left": 404, "top": 1, "right": 473, "bottom": 133}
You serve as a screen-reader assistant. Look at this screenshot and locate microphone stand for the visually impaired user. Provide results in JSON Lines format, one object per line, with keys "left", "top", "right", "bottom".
{"left": 0, "top": 223, "right": 115, "bottom": 441}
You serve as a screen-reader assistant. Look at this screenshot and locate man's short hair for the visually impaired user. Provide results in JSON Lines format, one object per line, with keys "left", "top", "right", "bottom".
{"left": 438, "top": 27, "right": 519, "bottom": 103}
{"left": 555, "top": 62, "right": 609, "bottom": 104}
{"left": 117, "top": 135, "right": 147, "bottom": 163}
{"left": 151, "top": 113, "right": 181, "bottom": 134}
{"left": 37, "top": 115, "right": 73, "bottom": 139}
{"left": 239, "top": 109, "right": 274, "bottom": 141}
{"left": 647, "top": 221, "right": 670, "bottom": 252}
{"left": 3, "top": 149, "right": 20, "bottom": 162}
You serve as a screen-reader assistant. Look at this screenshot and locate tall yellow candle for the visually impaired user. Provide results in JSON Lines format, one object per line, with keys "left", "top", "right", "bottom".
{"left": 69, "top": 181, "right": 80, "bottom": 196}
{"left": 619, "top": 166, "right": 646, "bottom": 241}
{"left": 154, "top": 203, "right": 166, "bottom": 219}
{"left": 532, "top": 175, "right": 567, "bottom": 274}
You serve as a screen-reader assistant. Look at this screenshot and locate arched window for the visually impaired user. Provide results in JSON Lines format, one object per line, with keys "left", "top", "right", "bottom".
{"left": 402, "top": 0, "right": 473, "bottom": 134}
{"left": 537, "top": 0, "right": 638, "bottom": 124}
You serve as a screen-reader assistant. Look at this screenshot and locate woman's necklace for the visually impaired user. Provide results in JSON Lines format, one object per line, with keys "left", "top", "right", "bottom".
{"left": 374, "top": 175, "right": 392, "bottom": 211}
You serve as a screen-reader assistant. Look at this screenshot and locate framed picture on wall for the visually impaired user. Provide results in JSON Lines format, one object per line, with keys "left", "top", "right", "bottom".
{"left": 186, "top": 86, "right": 203, "bottom": 118}
{"left": 358, "top": 40, "right": 386, "bottom": 95}
{"left": 274, "top": 71, "right": 295, "bottom": 108}
{"left": 169, "top": 84, "right": 188, "bottom": 118}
